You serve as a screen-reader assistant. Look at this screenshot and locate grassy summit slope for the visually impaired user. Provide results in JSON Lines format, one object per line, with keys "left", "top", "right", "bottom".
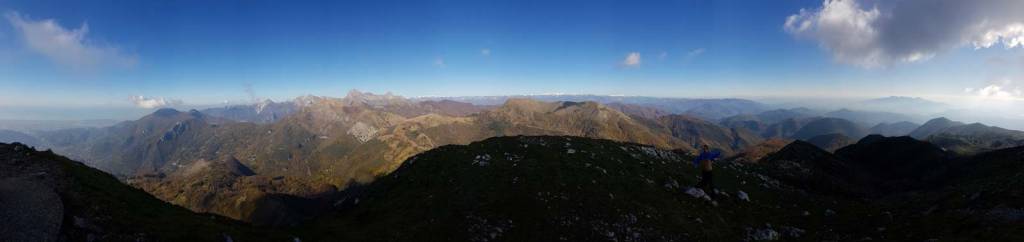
{"left": 305, "top": 136, "right": 888, "bottom": 241}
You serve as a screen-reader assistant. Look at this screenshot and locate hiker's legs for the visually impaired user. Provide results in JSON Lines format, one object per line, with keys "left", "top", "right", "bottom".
{"left": 705, "top": 171, "right": 714, "bottom": 191}
{"left": 697, "top": 170, "right": 713, "bottom": 190}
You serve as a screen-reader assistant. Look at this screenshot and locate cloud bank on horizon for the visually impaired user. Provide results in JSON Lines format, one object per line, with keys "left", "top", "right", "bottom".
{"left": 129, "top": 95, "right": 182, "bottom": 109}
{"left": 784, "top": 0, "right": 1024, "bottom": 69}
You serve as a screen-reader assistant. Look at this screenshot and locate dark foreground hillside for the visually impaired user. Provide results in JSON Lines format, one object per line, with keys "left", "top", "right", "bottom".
{"left": 302, "top": 135, "right": 1024, "bottom": 241}
{"left": 0, "top": 142, "right": 292, "bottom": 242}
{"left": 304, "top": 136, "right": 901, "bottom": 241}
{"left": 3, "top": 136, "right": 1023, "bottom": 241}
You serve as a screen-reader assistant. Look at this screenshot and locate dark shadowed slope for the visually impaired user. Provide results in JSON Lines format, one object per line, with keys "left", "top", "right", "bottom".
{"left": 868, "top": 121, "right": 920, "bottom": 137}
{"left": 0, "top": 142, "right": 289, "bottom": 241}
{"left": 306, "top": 135, "right": 1024, "bottom": 241}
{"left": 306, "top": 136, "right": 886, "bottom": 241}
{"left": 834, "top": 135, "right": 952, "bottom": 191}
{"left": 805, "top": 133, "right": 854, "bottom": 152}
{"left": 757, "top": 140, "right": 876, "bottom": 197}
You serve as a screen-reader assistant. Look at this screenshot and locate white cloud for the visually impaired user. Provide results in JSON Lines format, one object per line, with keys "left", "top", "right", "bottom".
{"left": 480, "top": 48, "right": 491, "bottom": 56}
{"left": 622, "top": 52, "right": 641, "bottom": 67}
{"left": 978, "top": 85, "right": 1013, "bottom": 98}
{"left": 968, "top": 84, "right": 1023, "bottom": 101}
{"left": 129, "top": 95, "right": 182, "bottom": 109}
{"left": 5, "top": 11, "right": 137, "bottom": 69}
{"left": 972, "top": 23, "right": 1024, "bottom": 49}
{"left": 785, "top": 0, "right": 1024, "bottom": 68}
{"left": 658, "top": 51, "right": 668, "bottom": 60}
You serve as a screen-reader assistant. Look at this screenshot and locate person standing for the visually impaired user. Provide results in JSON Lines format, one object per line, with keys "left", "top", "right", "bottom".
{"left": 692, "top": 145, "right": 721, "bottom": 191}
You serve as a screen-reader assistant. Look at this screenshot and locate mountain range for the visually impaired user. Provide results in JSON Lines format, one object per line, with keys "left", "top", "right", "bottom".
{"left": 415, "top": 94, "right": 770, "bottom": 120}
{"left": 909, "top": 117, "right": 1024, "bottom": 154}
{"left": 1, "top": 91, "right": 1022, "bottom": 231}
{"left": 7, "top": 92, "right": 756, "bottom": 224}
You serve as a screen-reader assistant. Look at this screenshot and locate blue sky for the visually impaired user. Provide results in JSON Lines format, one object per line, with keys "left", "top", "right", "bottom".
{"left": 1, "top": 0, "right": 1023, "bottom": 119}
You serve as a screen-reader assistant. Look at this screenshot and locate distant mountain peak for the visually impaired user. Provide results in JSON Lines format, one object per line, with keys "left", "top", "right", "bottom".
{"left": 760, "top": 140, "right": 833, "bottom": 163}
{"left": 806, "top": 133, "right": 854, "bottom": 152}
{"left": 152, "top": 108, "right": 182, "bottom": 117}
{"left": 293, "top": 95, "right": 335, "bottom": 106}
{"left": 881, "top": 96, "right": 922, "bottom": 100}
{"left": 342, "top": 89, "right": 408, "bottom": 107}
{"left": 856, "top": 134, "right": 887, "bottom": 145}
{"left": 864, "top": 94, "right": 937, "bottom": 102}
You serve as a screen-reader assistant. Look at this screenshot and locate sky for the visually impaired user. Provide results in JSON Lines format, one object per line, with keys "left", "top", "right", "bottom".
{"left": 0, "top": 0, "right": 1023, "bottom": 120}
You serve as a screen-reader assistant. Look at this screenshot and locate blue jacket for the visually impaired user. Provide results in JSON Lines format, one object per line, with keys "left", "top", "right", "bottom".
{"left": 692, "top": 150, "right": 721, "bottom": 167}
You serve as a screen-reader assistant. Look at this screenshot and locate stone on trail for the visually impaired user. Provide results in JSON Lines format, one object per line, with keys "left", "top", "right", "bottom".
{"left": 684, "top": 187, "right": 712, "bottom": 201}
{"left": 737, "top": 190, "right": 750, "bottom": 202}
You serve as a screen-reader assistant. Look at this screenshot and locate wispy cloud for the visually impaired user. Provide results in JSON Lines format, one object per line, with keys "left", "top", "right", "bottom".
{"left": 676, "top": 48, "right": 707, "bottom": 65}
{"left": 687, "top": 48, "right": 705, "bottom": 58}
{"left": 243, "top": 83, "right": 259, "bottom": 103}
{"left": 129, "top": 95, "right": 182, "bottom": 109}
{"left": 4, "top": 11, "right": 137, "bottom": 70}
{"left": 433, "top": 57, "right": 446, "bottom": 68}
{"left": 480, "top": 48, "right": 491, "bottom": 56}
{"left": 784, "top": 0, "right": 1024, "bottom": 68}
{"left": 621, "top": 52, "right": 641, "bottom": 67}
